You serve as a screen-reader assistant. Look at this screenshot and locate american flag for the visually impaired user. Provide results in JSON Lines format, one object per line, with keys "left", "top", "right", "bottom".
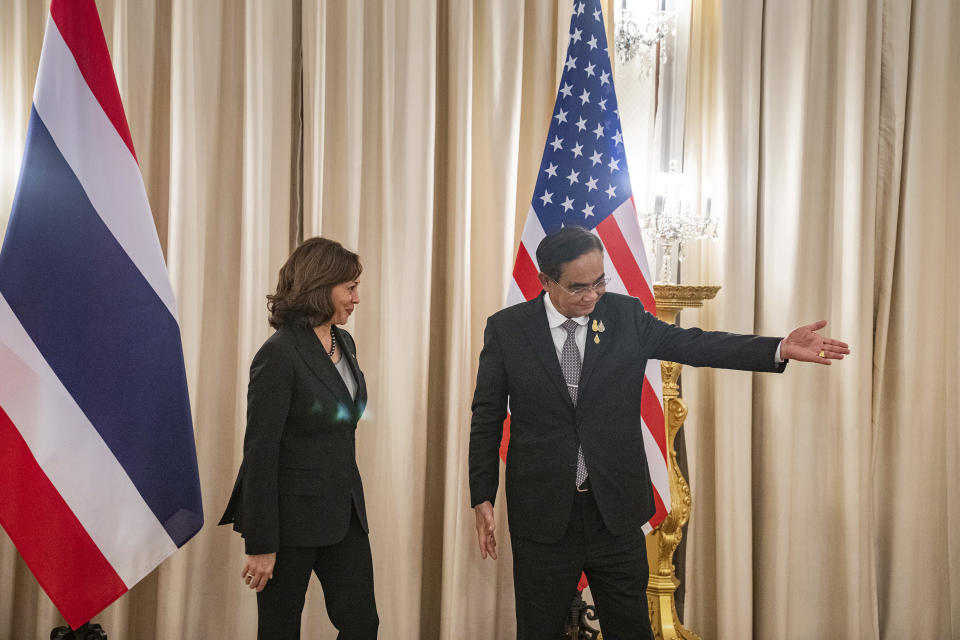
{"left": 502, "top": 0, "right": 669, "bottom": 533}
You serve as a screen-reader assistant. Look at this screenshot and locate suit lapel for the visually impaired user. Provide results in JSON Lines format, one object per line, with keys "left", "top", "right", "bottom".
{"left": 522, "top": 294, "right": 575, "bottom": 410}
{"left": 294, "top": 326, "right": 356, "bottom": 414}
{"left": 578, "top": 297, "right": 611, "bottom": 392}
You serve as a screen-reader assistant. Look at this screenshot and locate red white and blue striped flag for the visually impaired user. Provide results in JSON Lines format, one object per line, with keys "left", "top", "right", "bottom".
{"left": 0, "top": 0, "right": 202, "bottom": 628}
{"left": 503, "top": 0, "right": 669, "bottom": 533}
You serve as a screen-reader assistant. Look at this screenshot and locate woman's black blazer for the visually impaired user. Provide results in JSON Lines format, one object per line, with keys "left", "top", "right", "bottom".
{"left": 219, "top": 324, "right": 368, "bottom": 554}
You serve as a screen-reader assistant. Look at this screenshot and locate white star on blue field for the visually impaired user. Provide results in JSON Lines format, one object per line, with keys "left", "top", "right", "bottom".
{"left": 531, "top": 0, "right": 632, "bottom": 235}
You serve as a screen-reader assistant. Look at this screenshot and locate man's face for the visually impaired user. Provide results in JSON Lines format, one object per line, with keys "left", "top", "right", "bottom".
{"left": 539, "top": 250, "right": 606, "bottom": 318}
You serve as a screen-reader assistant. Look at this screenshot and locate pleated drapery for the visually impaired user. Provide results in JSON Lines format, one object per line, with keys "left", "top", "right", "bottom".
{"left": 0, "top": 1, "right": 956, "bottom": 638}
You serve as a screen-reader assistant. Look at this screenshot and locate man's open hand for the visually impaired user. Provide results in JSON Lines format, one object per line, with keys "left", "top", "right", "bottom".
{"left": 781, "top": 320, "right": 850, "bottom": 364}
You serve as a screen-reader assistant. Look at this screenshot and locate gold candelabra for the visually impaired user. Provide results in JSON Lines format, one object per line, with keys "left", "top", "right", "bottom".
{"left": 645, "top": 284, "right": 720, "bottom": 640}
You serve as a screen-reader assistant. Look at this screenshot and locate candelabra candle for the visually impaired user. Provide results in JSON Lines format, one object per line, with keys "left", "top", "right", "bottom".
{"left": 639, "top": 165, "right": 719, "bottom": 284}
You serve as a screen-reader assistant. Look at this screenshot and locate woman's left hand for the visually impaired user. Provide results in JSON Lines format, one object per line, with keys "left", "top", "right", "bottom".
{"left": 241, "top": 553, "right": 276, "bottom": 592}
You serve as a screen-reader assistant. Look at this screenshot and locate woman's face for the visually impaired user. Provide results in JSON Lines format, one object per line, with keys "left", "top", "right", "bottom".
{"left": 329, "top": 279, "right": 360, "bottom": 325}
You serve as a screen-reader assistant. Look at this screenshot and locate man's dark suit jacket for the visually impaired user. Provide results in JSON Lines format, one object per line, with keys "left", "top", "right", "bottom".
{"left": 469, "top": 291, "right": 785, "bottom": 544}
{"left": 220, "top": 325, "right": 368, "bottom": 554}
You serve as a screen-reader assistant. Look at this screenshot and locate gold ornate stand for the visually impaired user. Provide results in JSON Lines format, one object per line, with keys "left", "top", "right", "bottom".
{"left": 645, "top": 285, "right": 720, "bottom": 640}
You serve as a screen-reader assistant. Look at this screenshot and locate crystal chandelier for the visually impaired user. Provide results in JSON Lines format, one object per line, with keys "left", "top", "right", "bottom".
{"left": 614, "top": 7, "right": 675, "bottom": 77}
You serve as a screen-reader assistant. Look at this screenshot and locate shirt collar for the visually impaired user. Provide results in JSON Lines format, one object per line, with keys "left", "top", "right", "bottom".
{"left": 543, "top": 291, "right": 590, "bottom": 329}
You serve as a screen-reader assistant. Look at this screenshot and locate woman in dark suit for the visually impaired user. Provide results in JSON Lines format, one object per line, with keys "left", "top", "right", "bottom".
{"left": 220, "top": 237, "right": 378, "bottom": 639}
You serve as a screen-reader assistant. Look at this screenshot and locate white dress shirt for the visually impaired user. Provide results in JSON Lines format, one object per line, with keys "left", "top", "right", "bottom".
{"left": 543, "top": 293, "right": 589, "bottom": 363}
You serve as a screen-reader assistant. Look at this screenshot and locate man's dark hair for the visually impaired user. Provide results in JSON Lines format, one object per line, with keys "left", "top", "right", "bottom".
{"left": 267, "top": 237, "right": 362, "bottom": 329}
{"left": 535, "top": 226, "right": 604, "bottom": 282}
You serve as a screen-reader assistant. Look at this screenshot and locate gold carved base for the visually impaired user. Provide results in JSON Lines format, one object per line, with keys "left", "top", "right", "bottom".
{"left": 645, "top": 285, "right": 719, "bottom": 640}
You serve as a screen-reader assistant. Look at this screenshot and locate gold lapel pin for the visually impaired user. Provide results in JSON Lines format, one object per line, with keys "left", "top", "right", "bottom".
{"left": 591, "top": 318, "right": 604, "bottom": 343}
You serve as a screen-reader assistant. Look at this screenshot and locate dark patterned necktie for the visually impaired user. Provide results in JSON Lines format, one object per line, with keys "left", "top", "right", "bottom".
{"left": 561, "top": 319, "right": 588, "bottom": 487}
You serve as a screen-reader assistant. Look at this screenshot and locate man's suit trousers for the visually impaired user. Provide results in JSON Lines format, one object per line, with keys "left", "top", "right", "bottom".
{"left": 511, "top": 486, "right": 654, "bottom": 640}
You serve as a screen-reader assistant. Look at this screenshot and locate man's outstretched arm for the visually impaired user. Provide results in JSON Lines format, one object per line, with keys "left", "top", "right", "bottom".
{"left": 637, "top": 299, "right": 849, "bottom": 371}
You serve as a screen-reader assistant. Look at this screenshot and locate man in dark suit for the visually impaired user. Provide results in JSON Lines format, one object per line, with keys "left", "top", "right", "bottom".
{"left": 469, "top": 226, "right": 848, "bottom": 640}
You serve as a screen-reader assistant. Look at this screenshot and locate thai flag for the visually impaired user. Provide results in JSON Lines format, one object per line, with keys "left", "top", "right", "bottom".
{"left": 0, "top": 0, "right": 202, "bottom": 629}
{"left": 502, "top": 0, "right": 669, "bottom": 535}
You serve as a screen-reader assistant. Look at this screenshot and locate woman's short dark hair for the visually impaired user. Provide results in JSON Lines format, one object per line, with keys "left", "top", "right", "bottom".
{"left": 535, "top": 226, "right": 604, "bottom": 282}
{"left": 267, "top": 237, "right": 362, "bottom": 329}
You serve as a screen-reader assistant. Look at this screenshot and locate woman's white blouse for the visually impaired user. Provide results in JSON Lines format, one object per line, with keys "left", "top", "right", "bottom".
{"left": 334, "top": 353, "right": 357, "bottom": 400}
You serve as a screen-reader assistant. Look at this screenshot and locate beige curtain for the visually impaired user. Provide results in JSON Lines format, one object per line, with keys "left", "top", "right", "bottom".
{"left": 0, "top": 0, "right": 956, "bottom": 638}
{"left": 681, "top": 0, "right": 959, "bottom": 638}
